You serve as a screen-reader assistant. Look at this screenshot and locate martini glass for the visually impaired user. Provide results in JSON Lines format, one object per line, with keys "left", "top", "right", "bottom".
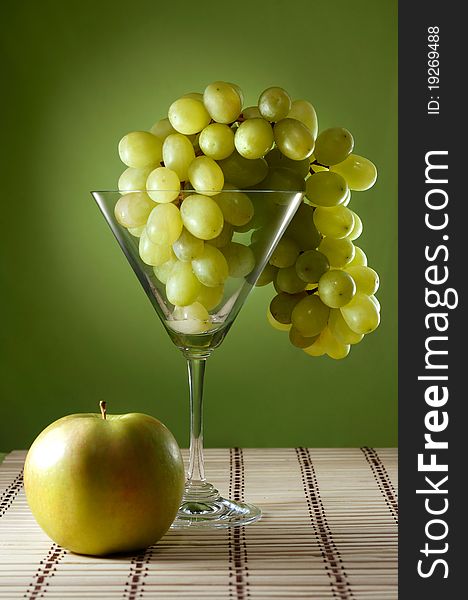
{"left": 92, "top": 189, "right": 303, "bottom": 527}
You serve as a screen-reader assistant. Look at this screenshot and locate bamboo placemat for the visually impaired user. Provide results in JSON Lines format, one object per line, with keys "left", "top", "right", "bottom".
{"left": 0, "top": 448, "right": 397, "bottom": 599}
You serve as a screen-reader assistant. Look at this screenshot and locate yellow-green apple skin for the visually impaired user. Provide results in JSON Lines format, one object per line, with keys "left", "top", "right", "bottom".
{"left": 24, "top": 411, "right": 185, "bottom": 556}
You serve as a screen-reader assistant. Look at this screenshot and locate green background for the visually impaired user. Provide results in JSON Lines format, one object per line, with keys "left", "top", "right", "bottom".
{"left": 0, "top": 0, "right": 397, "bottom": 451}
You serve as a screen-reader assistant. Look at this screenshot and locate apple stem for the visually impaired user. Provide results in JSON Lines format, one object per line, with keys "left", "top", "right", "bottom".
{"left": 100, "top": 401, "right": 107, "bottom": 420}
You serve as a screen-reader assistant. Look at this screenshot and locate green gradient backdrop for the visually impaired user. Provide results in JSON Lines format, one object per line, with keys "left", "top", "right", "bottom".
{"left": 0, "top": 0, "right": 397, "bottom": 451}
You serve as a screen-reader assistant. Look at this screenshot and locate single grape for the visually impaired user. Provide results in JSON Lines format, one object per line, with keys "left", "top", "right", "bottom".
{"left": 221, "top": 242, "right": 255, "bottom": 278}
{"left": 340, "top": 292, "right": 380, "bottom": 334}
{"left": 306, "top": 171, "right": 349, "bottom": 207}
{"left": 318, "top": 269, "right": 356, "bottom": 308}
{"left": 128, "top": 225, "right": 145, "bottom": 237}
{"left": 114, "top": 192, "right": 154, "bottom": 228}
{"left": 295, "top": 250, "right": 330, "bottom": 283}
{"left": 328, "top": 308, "right": 364, "bottom": 345}
{"left": 118, "top": 167, "right": 152, "bottom": 193}
{"left": 118, "top": 131, "right": 162, "bottom": 169}
{"left": 172, "top": 302, "right": 210, "bottom": 322}
{"left": 346, "top": 210, "right": 363, "bottom": 240}
{"left": 318, "top": 237, "right": 355, "bottom": 268}
{"left": 314, "top": 127, "right": 354, "bottom": 166}
{"left": 168, "top": 306, "right": 212, "bottom": 334}
{"left": 255, "top": 263, "right": 278, "bottom": 287}
{"left": 330, "top": 154, "right": 377, "bottom": 191}
{"left": 146, "top": 167, "right": 180, "bottom": 203}
{"left": 172, "top": 302, "right": 210, "bottom": 326}
{"left": 153, "top": 254, "right": 178, "bottom": 284}
{"left": 346, "top": 245, "right": 368, "bottom": 267}
{"left": 276, "top": 265, "right": 307, "bottom": 294}
{"left": 291, "top": 295, "right": 329, "bottom": 337}
{"left": 286, "top": 203, "right": 321, "bottom": 251}
{"left": 188, "top": 156, "right": 224, "bottom": 196}
{"left": 166, "top": 260, "right": 201, "bottom": 306}
{"left": 270, "top": 292, "right": 307, "bottom": 324}
{"left": 265, "top": 148, "right": 311, "bottom": 178}
{"left": 139, "top": 229, "right": 174, "bottom": 266}
{"left": 173, "top": 228, "right": 205, "bottom": 262}
{"left": 146, "top": 203, "right": 183, "bottom": 246}
{"left": 192, "top": 244, "right": 229, "bottom": 287}
{"left": 150, "top": 118, "right": 177, "bottom": 141}
{"left": 199, "top": 123, "right": 235, "bottom": 160}
{"left": 215, "top": 188, "right": 254, "bottom": 226}
{"left": 168, "top": 97, "right": 211, "bottom": 135}
{"left": 313, "top": 205, "right": 355, "bottom": 239}
{"left": 234, "top": 118, "right": 274, "bottom": 159}
{"left": 180, "top": 194, "right": 224, "bottom": 240}
{"left": 203, "top": 81, "right": 242, "bottom": 124}
{"left": 346, "top": 265, "right": 380, "bottom": 295}
{"left": 242, "top": 106, "right": 262, "bottom": 119}
{"left": 206, "top": 222, "right": 233, "bottom": 248}
{"left": 217, "top": 151, "right": 268, "bottom": 188}
{"left": 269, "top": 236, "right": 300, "bottom": 268}
{"left": 196, "top": 284, "right": 224, "bottom": 311}
{"left": 258, "top": 87, "right": 292, "bottom": 122}
{"left": 288, "top": 100, "right": 318, "bottom": 138}
{"left": 274, "top": 118, "right": 315, "bottom": 160}
{"left": 319, "top": 327, "right": 351, "bottom": 359}
{"left": 162, "top": 134, "right": 195, "bottom": 182}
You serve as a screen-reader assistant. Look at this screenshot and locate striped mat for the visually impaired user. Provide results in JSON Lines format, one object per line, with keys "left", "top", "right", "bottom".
{"left": 0, "top": 448, "right": 397, "bottom": 599}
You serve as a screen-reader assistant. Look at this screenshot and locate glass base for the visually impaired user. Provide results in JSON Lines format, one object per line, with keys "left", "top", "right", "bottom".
{"left": 171, "top": 481, "right": 262, "bottom": 528}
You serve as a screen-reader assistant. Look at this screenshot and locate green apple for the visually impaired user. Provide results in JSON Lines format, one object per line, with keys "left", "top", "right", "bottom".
{"left": 24, "top": 403, "right": 185, "bottom": 556}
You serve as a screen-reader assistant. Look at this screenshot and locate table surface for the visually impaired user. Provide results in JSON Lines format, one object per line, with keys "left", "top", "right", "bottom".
{"left": 0, "top": 448, "right": 398, "bottom": 600}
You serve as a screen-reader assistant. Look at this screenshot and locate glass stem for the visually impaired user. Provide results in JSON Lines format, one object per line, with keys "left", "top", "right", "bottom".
{"left": 186, "top": 356, "right": 207, "bottom": 483}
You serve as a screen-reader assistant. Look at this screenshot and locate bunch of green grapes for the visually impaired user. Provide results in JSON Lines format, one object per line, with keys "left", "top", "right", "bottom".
{"left": 115, "top": 81, "right": 379, "bottom": 354}
{"left": 264, "top": 130, "right": 379, "bottom": 359}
